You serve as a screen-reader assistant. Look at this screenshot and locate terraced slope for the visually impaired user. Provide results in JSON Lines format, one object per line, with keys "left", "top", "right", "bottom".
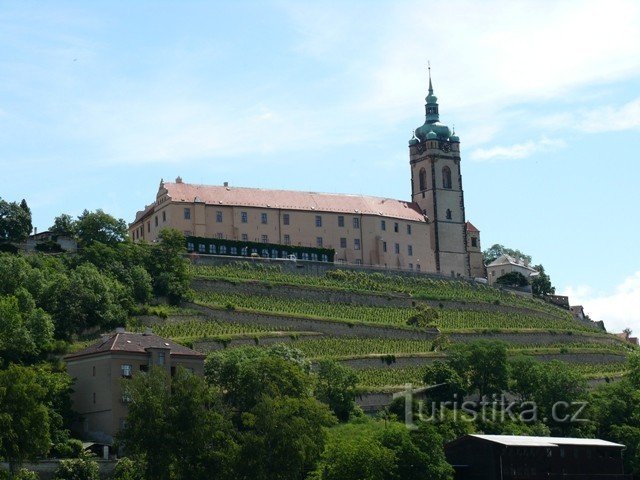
{"left": 129, "top": 262, "right": 634, "bottom": 394}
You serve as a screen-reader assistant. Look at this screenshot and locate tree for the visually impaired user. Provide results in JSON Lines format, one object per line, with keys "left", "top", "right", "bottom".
{"left": 74, "top": 209, "right": 128, "bottom": 246}
{"left": 407, "top": 305, "right": 439, "bottom": 328}
{"left": 0, "top": 365, "right": 51, "bottom": 474}
{"left": 447, "top": 341, "right": 509, "bottom": 399}
{"left": 52, "top": 457, "right": 99, "bottom": 480}
{"left": 496, "top": 271, "right": 529, "bottom": 287}
{"left": 0, "top": 198, "right": 32, "bottom": 243}
{"left": 423, "top": 361, "right": 468, "bottom": 404}
{"left": 147, "top": 229, "right": 191, "bottom": 304}
{"left": 315, "top": 360, "right": 359, "bottom": 422}
{"left": 483, "top": 244, "right": 531, "bottom": 265}
{"left": 531, "top": 264, "right": 555, "bottom": 296}
{"left": 119, "top": 367, "right": 237, "bottom": 480}
{"left": 50, "top": 214, "right": 77, "bottom": 237}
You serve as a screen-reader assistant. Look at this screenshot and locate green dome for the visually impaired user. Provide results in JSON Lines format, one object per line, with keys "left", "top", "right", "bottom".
{"left": 415, "top": 121, "right": 451, "bottom": 141}
{"left": 408, "top": 136, "right": 419, "bottom": 146}
{"left": 450, "top": 133, "right": 459, "bottom": 142}
{"left": 426, "top": 130, "right": 437, "bottom": 140}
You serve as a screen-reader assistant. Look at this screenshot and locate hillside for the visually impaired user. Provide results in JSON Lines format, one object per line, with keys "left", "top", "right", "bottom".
{"left": 126, "top": 261, "right": 634, "bottom": 397}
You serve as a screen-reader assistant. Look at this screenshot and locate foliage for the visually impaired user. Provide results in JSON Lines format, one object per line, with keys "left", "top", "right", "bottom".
{"left": 50, "top": 214, "right": 77, "bottom": 237}
{"left": 119, "top": 367, "right": 237, "bottom": 480}
{"left": 496, "top": 271, "right": 529, "bottom": 287}
{"left": 112, "top": 457, "right": 146, "bottom": 480}
{"left": 315, "top": 360, "right": 359, "bottom": 421}
{"left": 311, "top": 419, "right": 453, "bottom": 480}
{"left": 0, "top": 197, "right": 32, "bottom": 243}
{"left": 147, "top": 229, "right": 192, "bottom": 304}
{"left": 447, "top": 341, "right": 509, "bottom": 398}
{"left": 52, "top": 457, "right": 100, "bottom": 480}
{"left": 13, "top": 469, "right": 39, "bottom": 480}
{"left": 407, "top": 305, "right": 439, "bottom": 328}
{"left": 74, "top": 209, "right": 128, "bottom": 246}
{"left": 531, "top": 264, "right": 556, "bottom": 296}
{"left": 483, "top": 244, "right": 532, "bottom": 265}
{"left": 0, "top": 365, "right": 51, "bottom": 474}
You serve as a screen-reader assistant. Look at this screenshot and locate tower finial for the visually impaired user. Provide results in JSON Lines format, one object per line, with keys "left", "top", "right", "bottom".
{"left": 428, "top": 60, "right": 433, "bottom": 95}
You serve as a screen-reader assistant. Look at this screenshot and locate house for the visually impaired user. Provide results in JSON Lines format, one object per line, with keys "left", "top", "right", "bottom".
{"left": 65, "top": 328, "right": 205, "bottom": 444}
{"left": 466, "top": 222, "right": 485, "bottom": 279}
{"left": 445, "top": 434, "right": 630, "bottom": 480}
{"left": 486, "top": 254, "right": 538, "bottom": 287}
{"left": 26, "top": 229, "right": 77, "bottom": 253}
{"left": 616, "top": 331, "right": 639, "bottom": 346}
{"left": 129, "top": 69, "right": 481, "bottom": 278}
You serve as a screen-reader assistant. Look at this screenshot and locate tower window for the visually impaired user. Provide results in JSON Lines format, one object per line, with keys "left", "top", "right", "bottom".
{"left": 383, "top": 241, "right": 387, "bottom": 252}
{"left": 419, "top": 168, "right": 427, "bottom": 191}
{"left": 471, "top": 237, "right": 478, "bottom": 247}
{"left": 162, "top": 211, "right": 166, "bottom": 222}
{"left": 154, "top": 216, "right": 158, "bottom": 227}
{"left": 446, "top": 209, "right": 452, "bottom": 220}
{"left": 442, "top": 166, "right": 452, "bottom": 189}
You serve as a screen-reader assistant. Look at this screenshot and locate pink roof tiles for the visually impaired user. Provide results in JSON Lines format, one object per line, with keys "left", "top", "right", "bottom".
{"left": 161, "top": 182, "right": 427, "bottom": 222}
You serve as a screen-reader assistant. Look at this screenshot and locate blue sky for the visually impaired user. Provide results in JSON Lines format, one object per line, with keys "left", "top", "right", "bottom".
{"left": 1, "top": 1, "right": 639, "bottom": 332}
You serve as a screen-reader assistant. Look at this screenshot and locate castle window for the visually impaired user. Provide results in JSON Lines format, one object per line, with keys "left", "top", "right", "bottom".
{"left": 419, "top": 168, "right": 427, "bottom": 191}
{"left": 162, "top": 211, "right": 166, "bottom": 222}
{"left": 261, "top": 213, "right": 268, "bottom": 224}
{"left": 316, "top": 237, "right": 323, "bottom": 247}
{"left": 121, "top": 364, "right": 133, "bottom": 378}
{"left": 416, "top": 264, "right": 421, "bottom": 272}
{"left": 407, "top": 224, "right": 412, "bottom": 235}
{"left": 241, "top": 233, "right": 248, "bottom": 241}
{"left": 241, "top": 211, "right": 248, "bottom": 223}
{"left": 409, "top": 263, "right": 413, "bottom": 270}
{"left": 216, "top": 211, "right": 223, "bottom": 223}
{"left": 446, "top": 209, "right": 452, "bottom": 220}
{"left": 284, "top": 234, "right": 291, "bottom": 245}
{"left": 261, "top": 235, "right": 268, "bottom": 243}
{"left": 216, "top": 232, "right": 223, "bottom": 239}
{"left": 340, "top": 237, "right": 347, "bottom": 248}
{"left": 442, "top": 166, "right": 452, "bottom": 189}
{"left": 283, "top": 214, "right": 290, "bottom": 225}
{"left": 395, "top": 243, "right": 400, "bottom": 254}
{"left": 338, "top": 216, "right": 344, "bottom": 227}
{"left": 154, "top": 216, "right": 158, "bottom": 227}
{"left": 408, "top": 245, "right": 413, "bottom": 256}
{"left": 184, "top": 208, "right": 191, "bottom": 220}
{"left": 353, "top": 217, "right": 360, "bottom": 229}
{"left": 354, "top": 238, "right": 361, "bottom": 250}
{"left": 381, "top": 220, "right": 386, "bottom": 231}
{"left": 383, "top": 241, "right": 387, "bottom": 252}
{"left": 315, "top": 215, "right": 322, "bottom": 227}
{"left": 394, "top": 222, "right": 399, "bottom": 233}
{"left": 198, "top": 244, "right": 205, "bottom": 253}
{"left": 471, "top": 237, "right": 478, "bottom": 247}
{"left": 187, "top": 242, "right": 194, "bottom": 252}
{"left": 147, "top": 222, "right": 150, "bottom": 232}
{"left": 209, "top": 245, "right": 217, "bottom": 254}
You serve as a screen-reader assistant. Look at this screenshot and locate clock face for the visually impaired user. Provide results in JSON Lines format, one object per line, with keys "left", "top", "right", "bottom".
{"left": 440, "top": 142, "right": 451, "bottom": 152}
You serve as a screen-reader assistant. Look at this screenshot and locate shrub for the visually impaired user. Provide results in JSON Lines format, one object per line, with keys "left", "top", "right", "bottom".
{"left": 14, "top": 469, "right": 39, "bottom": 480}
{"left": 113, "top": 457, "right": 145, "bottom": 480}
{"left": 53, "top": 457, "right": 99, "bottom": 480}
{"left": 51, "top": 438, "right": 84, "bottom": 458}
{"left": 406, "top": 305, "right": 439, "bottom": 328}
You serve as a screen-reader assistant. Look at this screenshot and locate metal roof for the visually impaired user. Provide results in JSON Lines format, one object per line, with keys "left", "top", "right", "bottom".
{"left": 470, "top": 435, "right": 625, "bottom": 448}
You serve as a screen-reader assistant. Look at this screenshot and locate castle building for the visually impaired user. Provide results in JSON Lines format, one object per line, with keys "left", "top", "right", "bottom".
{"left": 130, "top": 70, "right": 483, "bottom": 278}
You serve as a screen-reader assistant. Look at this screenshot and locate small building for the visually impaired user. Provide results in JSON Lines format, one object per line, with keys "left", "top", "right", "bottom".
{"left": 466, "top": 222, "right": 485, "bottom": 279}
{"left": 486, "top": 254, "right": 538, "bottom": 287}
{"left": 26, "top": 230, "right": 77, "bottom": 253}
{"left": 445, "top": 434, "right": 630, "bottom": 480}
{"left": 65, "top": 328, "right": 206, "bottom": 444}
{"left": 616, "top": 331, "right": 639, "bottom": 346}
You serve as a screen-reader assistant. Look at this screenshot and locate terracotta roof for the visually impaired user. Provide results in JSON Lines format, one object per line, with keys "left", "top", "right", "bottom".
{"left": 65, "top": 331, "right": 205, "bottom": 360}
{"left": 466, "top": 221, "right": 479, "bottom": 233}
{"left": 160, "top": 182, "right": 427, "bottom": 222}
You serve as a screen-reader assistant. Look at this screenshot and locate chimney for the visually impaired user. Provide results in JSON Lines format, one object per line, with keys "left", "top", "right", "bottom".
{"left": 223, "top": 181, "right": 229, "bottom": 187}
{"left": 115, "top": 327, "right": 125, "bottom": 334}
{"left": 143, "top": 327, "right": 153, "bottom": 336}
{"left": 176, "top": 176, "right": 183, "bottom": 184}
{"left": 34, "top": 227, "right": 38, "bottom": 235}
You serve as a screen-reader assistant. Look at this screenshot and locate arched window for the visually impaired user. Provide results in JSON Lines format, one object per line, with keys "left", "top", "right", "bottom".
{"left": 446, "top": 209, "right": 452, "bottom": 220}
{"left": 442, "top": 166, "right": 452, "bottom": 189}
{"left": 419, "top": 168, "right": 427, "bottom": 191}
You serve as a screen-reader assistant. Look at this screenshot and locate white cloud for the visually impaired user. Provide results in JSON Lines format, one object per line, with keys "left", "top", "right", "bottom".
{"left": 469, "top": 137, "right": 565, "bottom": 162}
{"left": 536, "top": 98, "right": 640, "bottom": 133}
{"left": 562, "top": 271, "right": 640, "bottom": 334}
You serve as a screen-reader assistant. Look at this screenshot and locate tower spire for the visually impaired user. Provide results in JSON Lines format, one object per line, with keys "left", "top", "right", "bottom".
{"left": 428, "top": 61, "right": 433, "bottom": 95}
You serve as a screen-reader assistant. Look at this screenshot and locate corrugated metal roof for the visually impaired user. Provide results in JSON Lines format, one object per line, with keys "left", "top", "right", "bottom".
{"left": 470, "top": 435, "right": 625, "bottom": 448}
{"left": 161, "top": 182, "right": 427, "bottom": 222}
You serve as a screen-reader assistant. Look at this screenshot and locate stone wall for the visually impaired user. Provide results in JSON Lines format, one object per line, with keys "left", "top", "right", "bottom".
{"left": 450, "top": 331, "right": 621, "bottom": 346}
{"left": 1, "top": 460, "right": 116, "bottom": 480}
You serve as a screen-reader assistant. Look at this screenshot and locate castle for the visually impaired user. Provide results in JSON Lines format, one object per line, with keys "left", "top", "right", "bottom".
{"left": 129, "top": 70, "right": 485, "bottom": 279}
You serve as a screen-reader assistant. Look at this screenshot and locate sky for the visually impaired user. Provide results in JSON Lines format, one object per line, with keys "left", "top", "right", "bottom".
{"left": 1, "top": 1, "right": 639, "bottom": 332}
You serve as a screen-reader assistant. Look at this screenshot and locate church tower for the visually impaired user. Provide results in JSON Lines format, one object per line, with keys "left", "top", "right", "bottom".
{"left": 409, "top": 68, "right": 470, "bottom": 277}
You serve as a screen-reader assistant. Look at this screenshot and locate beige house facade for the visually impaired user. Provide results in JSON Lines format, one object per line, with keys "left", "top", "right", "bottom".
{"left": 486, "top": 254, "right": 538, "bottom": 286}
{"left": 65, "top": 329, "right": 205, "bottom": 444}
{"left": 130, "top": 71, "right": 482, "bottom": 278}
